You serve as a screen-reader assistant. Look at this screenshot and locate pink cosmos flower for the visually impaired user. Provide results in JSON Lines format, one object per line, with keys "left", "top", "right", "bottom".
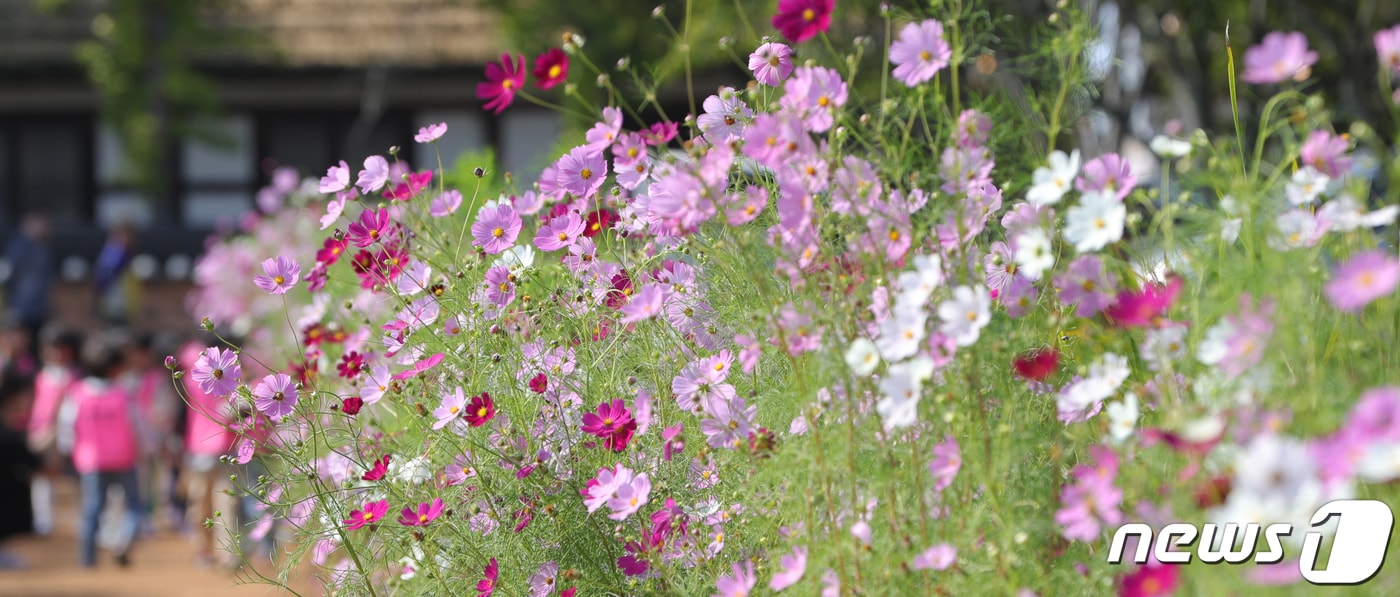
{"left": 1075, "top": 153, "right": 1136, "bottom": 201}
{"left": 607, "top": 473, "right": 651, "bottom": 521}
{"left": 911, "top": 543, "right": 957, "bottom": 571}
{"left": 771, "top": 0, "right": 832, "bottom": 43}
{"left": 929, "top": 435, "right": 961, "bottom": 492}
{"left": 1241, "top": 31, "right": 1318, "bottom": 84}
{"left": 735, "top": 334, "right": 761, "bottom": 373}
{"left": 398, "top": 498, "right": 446, "bottom": 527}
{"left": 430, "top": 189, "right": 463, "bottom": 217}
{"left": 415, "top": 122, "right": 447, "bottom": 143}
{"left": 528, "top": 561, "right": 559, "bottom": 597}
{"left": 1325, "top": 250, "right": 1400, "bottom": 312}
{"left": 556, "top": 146, "right": 608, "bottom": 198}
{"left": 769, "top": 546, "right": 808, "bottom": 591}
{"left": 320, "top": 194, "right": 348, "bottom": 230}
{"left": 533, "top": 212, "right": 586, "bottom": 252}
{"left": 318, "top": 160, "right": 351, "bottom": 193}
{"left": 344, "top": 499, "right": 389, "bottom": 530}
{"left": 362, "top": 455, "right": 390, "bottom": 481}
{"left": 642, "top": 121, "right": 678, "bottom": 146}
{"left": 252, "top": 373, "right": 297, "bottom": 420}
{"left": 1054, "top": 445, "right": 1123, "bottom": 542}
{"left": 781, "top": 66, "right": 848, "bottom": 133}
{"left": 697, "top": 88, "right": 754, "bottom": 141}
{"left": 347, "top": 207, "right": 391, "bottom": 247}
{"left": 533, "top": 48, "right": 569, "bottom": 90}
{"left": 619, "top": 284, "right": 665, "bottom": 323}
{"left": 748, "top": 42, "right": 795, "bottom": 86}
{"left": 472, "top": 204, "right": 523, "bottom": 254}
{"left": 714, "top": 560, "right": 757, "bottom": 597}
{"left": 583, "top": 464, "right": 633, "bottom": 513}
{"left": 433, "top": 386, "right": 468, "bottom": 430}
{"left": 1299, "top": 130, "right": 1352, "bottom": 178}
{"left": 477, "top": 557, "right": 498, "bottom": 597}
{"left": 484, "top": 265, "right": 516, "bottom": 307}
{"left": 1378, "top": 25, "right": 1400, "bottom": 76}
{"left": 1055, "top": 255, "right": 1118, "bottom": 317}
{"left": 1219, "top": 294, "right": 1276, "bottom": 378}
{"left": 889, "top": 20, "right": 952, "bottom": 87}
{"left": 585, "top": 107, "right": 624, "bottom": 154}
{"left": 391, "top": 352, "right": 445, "bottom": 381}
{"left": 478, "top": 53, "right": 525, "bottom": 115}
{"left": 253, "top": 256, "right": 301, "bottom": 294}
{"left": 701, "top": 396, "right": 756, "bottom": 449}
{"left": 956, "top": 109, "right": 993, "bottom": 148}
{"left": 192, "top": 347, "right": 241, "bottom": 397}
{"left": 1346, "top": 386, "right": 1400, "bottom": 442}
{"left": 356, "top": 155, "right": 390, "bottom": 194}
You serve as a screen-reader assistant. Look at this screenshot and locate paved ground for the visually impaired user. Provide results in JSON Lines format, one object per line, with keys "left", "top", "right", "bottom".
{"left": 0, "top": 478, "right": 300, "bottom": 597}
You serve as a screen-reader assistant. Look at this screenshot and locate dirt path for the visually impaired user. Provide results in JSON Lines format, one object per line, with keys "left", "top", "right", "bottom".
{"left": 0, "top": 479, "right": 300, "bottom": 597}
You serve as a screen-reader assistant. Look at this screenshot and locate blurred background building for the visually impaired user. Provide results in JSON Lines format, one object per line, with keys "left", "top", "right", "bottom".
{"left": 0, "top": 0, "right": 561, "bottom": 329}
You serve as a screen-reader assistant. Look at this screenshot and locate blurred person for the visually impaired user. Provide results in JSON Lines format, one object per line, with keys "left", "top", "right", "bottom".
{"left": 0, "top": 367, "right": 38, "bottom": 569}
{"left": 0, "top": 314, "right": 36, "bottom": 378}
{"left": 92, "top": 223, "right": 141, "bottom": 325}
{"left": 4, "top": 213, "right": 54, "bottom": 354}
{"left": 57, "top": 329, "right": 147, "bottom": 568}
{"left": 120, "top": 331, "right": 177, "bottom": 535}
{"left": 25, "top": 325, "right": 83, "bottom": 536}
{"left": 178, "top": 334, "right": 236, "bottom": 567}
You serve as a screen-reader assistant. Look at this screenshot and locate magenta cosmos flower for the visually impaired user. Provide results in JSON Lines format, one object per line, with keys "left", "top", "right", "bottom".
{"left": 771, "top": 0, "right": 832, "bottom": 44}
{"left": 472, "top": 204, "right": 523, "bottom": 254}
{"left": 889, "top": 20, "right": 952, "bottom": 87}
{"left": 477, "top": 557, "right": 499, "bottom": 597}
{"left": 748, "top": 42, "right": 795, "bottom": 86}
{"left": 1241, "top": 31, "right": 1318, "bottom": 84}
{"left": 556, "top": 146, "right": 608, "bottom": 199}
{"left": 344, "top": 499, "right": 389, "bottom": 530}
{"left": 478, "top": 53, "right": 525, "bottom": 115}
{"left": 253, "top": 256, "right": 301, "bottom": 295}
{"left": 252, "top": 373, "right": 297, "bottom": 420}
{"left": 1325, "top": 250, "right": 1400, "bottom": 312}
{"left": 582, "top": 398, "right": 634, "bottom": 438}
{"left": 347, "top": 207, "right": 391, "bottom": 247}
{"left": 192, "top": 347, "right": 241, "bottom": 397}
{"left": 398, "top": 498, "right": 446, "bottom": 527}
{"left": 532, "top": 48, "right": 569, "bottom": 90}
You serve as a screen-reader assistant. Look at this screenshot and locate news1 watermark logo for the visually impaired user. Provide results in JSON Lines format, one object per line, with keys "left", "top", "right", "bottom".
{"left": 1107, "top": 499, "right": 1394, "bottom": 585}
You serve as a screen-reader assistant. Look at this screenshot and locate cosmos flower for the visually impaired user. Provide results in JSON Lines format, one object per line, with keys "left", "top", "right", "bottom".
{"left": 748, "top": 42, "right": 795, "bottom": 86}
{"left": 191, "top": 347, "right": 241, "bottom": 397}
{"left": 251, "top": 373, "right": 297, "bottom": 420}
{"left": 1325, "top": 250, "right": 1400, "bottom": 312}
{"left": 472, "top": 204, "right": 523, "bottom": 255}
{"left": 344, "top": 499, "right": 389, "bottom": 530}
{"left": 478, "top": 53, "right": 526, "bottom": 114}
{"left": 397, "top": 498, "right": 446, "bottom": 527}
{"left": 1241, "top": 31, "right": 1317, "bottom": 84}
{"left": 532, "top": 48, "right": 569, "bottom": 90}
{"left": 889, "top": 20, "right": 952, "bottom": 86}
{"left": 253, "top": 256, "right": 301, "bottom": 295}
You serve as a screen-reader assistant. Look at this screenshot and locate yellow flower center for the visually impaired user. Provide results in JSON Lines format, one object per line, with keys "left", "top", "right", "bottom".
{"left": 1094, "top": 218, "right": 1106, "bottom": 229}
{"left": 450, "top": 406, "right": 460, "bottom": 415}
{"left": 1360, "top": 272, "right": 1375, "bottom": 287}
{"left": 548, "top": 64, "right": 562, "bottom": 79}
{"left": 419, "top": 513, "right": 429, "bottom": 523}
{"left": 889, "top": 230, "right": 900, "bottom": 241}
{"left": 920, "top": 50, "right": 932, "bottom": 61}
{"left": 557, "top": 232, "right": 568, "bottom": 242}
{"left": 580, "top": 168, "right": 593, "bottom": 180}
{"left": 362, "top": 511, "right": 374, "bottom": 521}
{"left": 769, "top": 56, "right": 781, "bottom": 67}
{"left": 965, "top": 311, "right": 978, "bottom": 322}
{"left": 477, "top": 406, "right": 489, "bottom": 417}
{"left": 603, "top": 417, "right": 614, "bottom": 426}
{"left": 493, "top": 227, "right": 504, "bottom": 238}
{"left": 817, "top": 95, "right": 830, "bottom": 107}
{"left": 502, "top": 79, "right": 515, "bottom": 90}
{"left": 802, "top": 8, "right": 815, "bottom": 21}
{"left": 273, "top": 275, "right": 285, "bottom": 285}
{"left": 213, "top": 369, "right": 224, "bottom": 379}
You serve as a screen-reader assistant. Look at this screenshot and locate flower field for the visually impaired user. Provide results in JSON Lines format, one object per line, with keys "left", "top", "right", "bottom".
{"left": 181, "top": 1, "right": 1400, "bottom": 595}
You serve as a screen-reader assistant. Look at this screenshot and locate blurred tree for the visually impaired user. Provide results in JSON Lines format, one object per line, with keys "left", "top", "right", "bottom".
{"left": 37, "top": 0, "right": 251, "bottom": 221}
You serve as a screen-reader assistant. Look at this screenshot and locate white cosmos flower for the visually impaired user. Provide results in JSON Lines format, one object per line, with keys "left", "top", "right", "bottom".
{"left": 1106, "top": 392, "right": 1139, "bottom": 443}
{"left": 936, "top": 285, "right": 991, "bottom": 347}
{"left": 1012, "top": 228, "right": 1055, "bottom": 281}
{"left": 845, "top": 338, "right": 881, "bottom": 376}
{"left": 1285, "top": 166, "right": 1329, "bottom": 206}
{"left": 492, "top": 244, "right": 536, "bottom": 271}
{"left": 1140, "top": 325, "right": 1187, "bottom": 370}
{"left": 894, "top": 253, "right": 944, "bottom": 311}
{"left": 1027, "top": 149, "right": 1080, "bottom": 207}
{"left": 1063, "top": 190, "right": 1126, "bottom": 253}
{"left": 876, "top": 356, "right": 934, "bottom": 430}
{"left": 875, "top": 309, "right": 928, "bottom": 361}
{"left": 1317, "top": 194, "right": 1400, "bottom": 232}
{"left": 1149, "top": 135, "right": 1192, "bottom": 159}
{"left": 1270, "top": 208, "right": 1321, "bottom": 250}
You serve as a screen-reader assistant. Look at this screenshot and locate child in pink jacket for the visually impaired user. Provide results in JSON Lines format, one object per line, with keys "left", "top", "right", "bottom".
{"left": 58, "top": 330, "right": 146, "bottom": 568}
{"left": 25, "top": 326, "right": 82, "bottom": 536}
{"left": 179, "top": 337, "right": 235, "bottom": 566}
